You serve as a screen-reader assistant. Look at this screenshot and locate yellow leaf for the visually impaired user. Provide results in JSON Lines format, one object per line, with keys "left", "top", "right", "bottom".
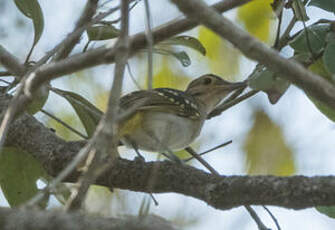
{"left": 198, "top": 26, "right": 240, "bottom": 78}
{"left": 308, "top": 58, "right": 333, "bottom": 82}
{"left": 237, "top": 0, "right": 276, "bottom": 43}
{"left": 94, "top": 91, "right": 109, "bottom": 112}
{"left": 243, "top": 110, "right": 295, "bottom": 175}
{"left": 148, "top": 57, "right": 191, "bottom": 90}
{"left": 46, "top": 112, "right": 84, "bottom": 141}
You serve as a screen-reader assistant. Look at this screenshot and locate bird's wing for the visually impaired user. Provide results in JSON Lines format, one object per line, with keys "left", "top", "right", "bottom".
{"left": 119, "top": 88, "right": 201, "bottom": 119}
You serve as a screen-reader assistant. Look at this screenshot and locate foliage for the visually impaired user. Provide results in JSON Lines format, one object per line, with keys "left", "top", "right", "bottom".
{"left": 243, "top": 110, "right": 295, "bottom": 176}
{"left": 0, "top": 147, "right": 49, "bottom": 207}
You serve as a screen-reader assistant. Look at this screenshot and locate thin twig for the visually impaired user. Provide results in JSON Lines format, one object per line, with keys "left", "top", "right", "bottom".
{"left": 0, "top": 79, "right": 12, "bottom": 85}
{"left": 184, "top": 140, "right": 232, "bottom": 162}
{"left": 53, "top": 0, "right": 99, "bottom": 61}
{"left": 185, "top": 147, "right": 219, "bottom": 175}
{"left": 22, "top": 0, "right": 252, "bottom": 98}
{"left": 263, "top": 206, "right": 281, "bottom": 230}
{"left": 185, "top": 147, "right": 269, "bottom": 230}
{"left": 273, "top": 9, "right": 283, "bottom": 49}
{"left": 169, "top": 1, "right": 276, "bottom": 228}
{"left": 99, "top": 0, "right": 141, "bottom": 26}
{"left": 24, "top": 139, "right": 94, "bottom": 207}
{"left": 0, "top": 84, "right": 28, "bottom": 149}
{"left": 0, "top": 1, "right": 116, "bottom": 152}
{"left": 245, "top": 206, "right": 270, "bottom": 230}
{"left": 0, "top": 45, "right": 25, "bottom": 77}
{"left": 208, "top": 90, "right": 258, "bottom": 119}
{"left": 144, "top": 0, "right": 153, "bottom": 90}
{"left": 0, "top": 71, "right": 13, "bottom": 77}
{"left": 277, "top": 15, "right": 297, "bottom": 50}
{"left": 223, "top": 85, "right": 246, "bottom": 104}
{"left": 294, "top": 0, "right": 315, "bottom": 58}
{"left": 65, "top": 0, "right": 131, "bottom": 211}
{"left": 41, "top": 109, "right": 88, "bottom": 139}
{"left": 36, "top": 6, "right": 120, "bottom": 67}
{"left": 126, "top": 62, "right": 141, "bottom": 90}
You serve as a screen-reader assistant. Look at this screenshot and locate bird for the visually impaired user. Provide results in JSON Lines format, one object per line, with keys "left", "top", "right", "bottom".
{"left": 117, "top": 74, "right": 245, "bottom": 159}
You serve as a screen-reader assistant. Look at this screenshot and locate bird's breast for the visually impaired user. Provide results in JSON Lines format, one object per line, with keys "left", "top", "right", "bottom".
{"left": 120, "top": 111, "right": 203, "bottom": 152}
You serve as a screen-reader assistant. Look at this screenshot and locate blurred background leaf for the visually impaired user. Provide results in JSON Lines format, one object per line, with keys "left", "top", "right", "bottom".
{"left": 159, "top": 36, "right": 206, "bottom": 56}
{"left": 152, "top": 48, "right": 191, "bottom": 67}
{"left": 243, "top": 110, "right": 295, "bottom": 175}
{"left": 26, "top": 83, "right": 50, "bottom": 115}
{"left": 198, "top": 26, "right": 241, "bottom": 78}
{"left": 0, "top": 147, "right": 49, "bottom": 207}
{"left": 308, "top": 0, "right": 335, "bottom": 14}
{"left": 14, "top": 0, "right": 44, "bottom": 60}
{"left": 248, "top": 64, "right": 290, "bottom": 104}
{"left": 237, "top": 0, "right": 276, "bottom": 43}
{"left": 52, "top": 88, "right": 103, "bottom": 138}
{"left": 323, "top": 39, "right": 335, "bottom": 76}
{"left": 306, "top": 59, "right": 335, "bottom": 122}
{"left": 291, "top": 0, "right": 309, "bottom": 22}
{"left": 87, "top": 25, "right": 120, "bottom": 41}
{"left": 289, "top": 24, "right": 330, "bottom": 54}
{"left": 145, "top": 57, "right": 191, "bottom": 89}
{"left": 316, "top": 206, "right": 335, "bottom": 219}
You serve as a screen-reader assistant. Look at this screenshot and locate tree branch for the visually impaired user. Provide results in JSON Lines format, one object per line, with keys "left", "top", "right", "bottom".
{"left": 170, "top": 0, "right": 335, "bottom": 109}
{"left": 3, "top": 97, "right": 335, "bottom": 210}
{"left": 23, "top": 0, "right": 251, "bottom": 96}
{"left": 0, "top": 45, "right": 25, "bottom": 77}
{"left": 65, "top": 0, "right": 131, "bottom": 211}
{"left": 53, "top": 0, "right": 99, "bottom": 61}
{"left": 0, "top": 208, "right": 177, "bottom": 230}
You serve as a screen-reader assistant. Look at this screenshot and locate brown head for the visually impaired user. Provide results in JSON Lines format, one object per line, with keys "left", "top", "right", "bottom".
{"left": 185, "top": 74, "right": 245, "bottom": 115}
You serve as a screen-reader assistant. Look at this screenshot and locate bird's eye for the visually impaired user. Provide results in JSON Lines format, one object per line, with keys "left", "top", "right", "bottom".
{"left": 203, "top": 77, "right": 212, "bottom": 85}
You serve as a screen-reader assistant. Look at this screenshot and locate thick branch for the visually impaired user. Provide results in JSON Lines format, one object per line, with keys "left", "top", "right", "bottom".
{"left": 3, "top": 99, "right": 335, "bottom": 210}
{"left": 0, "top": 208, "right": 177, "bottom": 230}
{"left": 170, "top": 0, "right": 335, "bottom": 109}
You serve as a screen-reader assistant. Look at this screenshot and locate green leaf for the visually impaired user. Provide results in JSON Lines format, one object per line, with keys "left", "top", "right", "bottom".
{"left": 14, "top": 0, "right": 44, "bottom": 47}
{"left": 308, "top": 96, "right": 335, "bottom": 122}
{"left": 86, "top": 25, "right": 120, "bottom": 41}
{"left": 309, "top": 0, "right": 335, "bottom": 14}
{"left": 243, "top": 111, "right": 295, "bottom": 175}
{"left": 323, "top": 40, "right": 335, "bottom": 75}
{"left": 291, "top": 0, "right": 309, "bottom": 21}
{"left": 289, "top": 24, "right": 330, "bottom": 54}
{"left": 170, "top": 51, "right": 191, "bottom": 67}
{"left": 159, "top": 36, "right": 206, "bottom": 56}
{"left": 307, "top": 59, "right": 335, "bottom": 122}
{"left": 26, "top": 84, "right": 49, "bottom": 115}
{"left": 0, "top": 147, "right": 49, "bottom": 207}
{"left": 52, "top": 182, "right": 71, "bottom": 205}
{"left": 52, "top": 88, "right": 103, "bottom": 137}
{"left": 309, "top": 58, "right": 334, "bottom": 82}
{"left": 153, "top": 48, "right": 191, "bottom": 67}
{"left": 247, "top": 65, "right": 290, "bottom": 104}
{"left": 316, "top": 206, "right": 335, "bottom": 218}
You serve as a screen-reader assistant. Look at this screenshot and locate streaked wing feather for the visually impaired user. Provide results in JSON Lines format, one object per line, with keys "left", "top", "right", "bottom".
{"left": 119, "top": 88, "right": 200, "bottom": 119}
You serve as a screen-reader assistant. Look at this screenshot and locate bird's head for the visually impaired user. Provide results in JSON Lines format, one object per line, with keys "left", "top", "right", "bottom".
{"left": 185, "top": 74, "right": 245, "bottom": 115}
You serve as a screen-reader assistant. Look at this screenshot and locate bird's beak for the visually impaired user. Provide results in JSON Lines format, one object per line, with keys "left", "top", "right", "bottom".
{"left": 216, "top": 80, "right": 246, "bottom": 91}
